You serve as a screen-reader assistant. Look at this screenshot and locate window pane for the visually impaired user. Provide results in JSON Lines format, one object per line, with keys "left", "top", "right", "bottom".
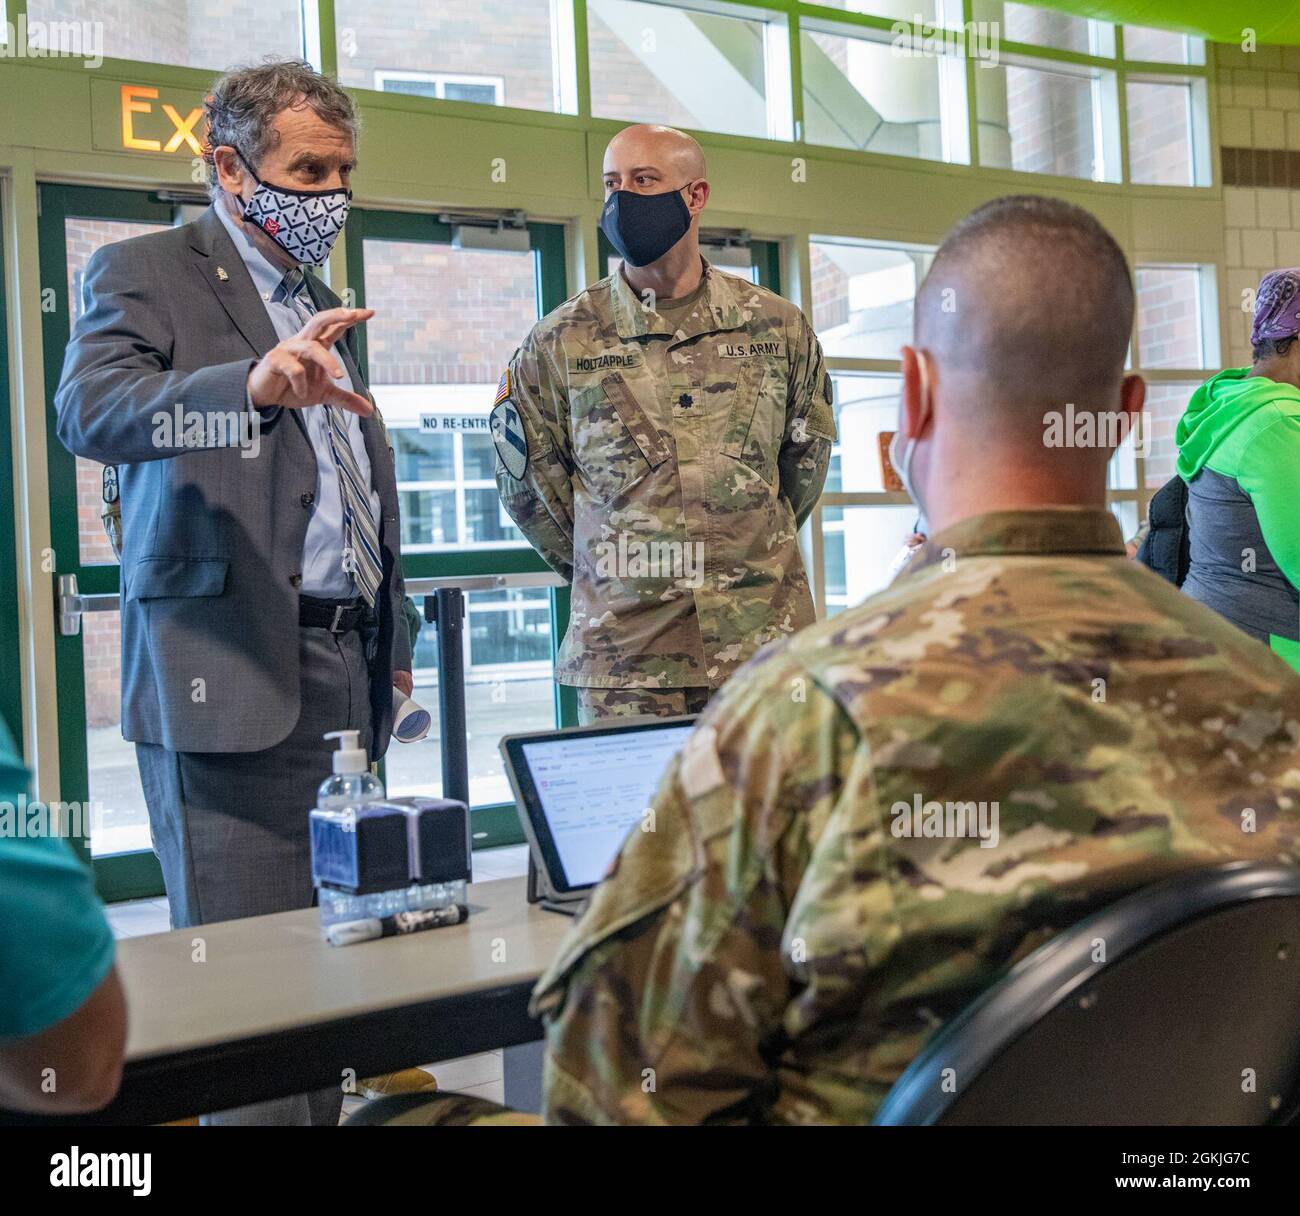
{"left": 377, "top": 76, "right": 440, "bottom": 99}
{"left": 977, "top": 60, "right": 1120, "bottom": 182}
{"left": 588, "top": 0, "right": 790, "bottom": 140}
{"left": 463, "top": 433, "right": 498, "bottom": 481}
{"left": 388, "top": 589, "right": 555, "bottom": 809}
{"left": 822, "top": 505, "right": 920, "bottom": 616}
{"left": 85, "top": 610, "right": 151, "bottom": 857}
{"left": 830, "top": 373, "right": 902, "bottom": 493}
{"left": 65, "top": 217, "right": 173, "bottom": 567}
{"left": 1136, "top": 266, "right": 1205, "bottom": 369}
{"left": 444, "top": 80, "right": 501, "bottom": 105}
{"left": 393, "top": 429, "right": 455, "bottom": 482}
{"left": 468, "top": 593, "right": 552, "bottom": 666}
{"left": 336, "top": 0, "right": 572, "bottom": 113}
{"left": 466, "top": 487, "right": 518, "bottom": 545}
{"left": 810, "top": 240, "right": 934, "bottom": 359}
{"left": 1126, "top": 80, "right": 1194, "bottom": 186}
{"left": 400, "top": 488, "right": 459, "bottom": 547}
{"left": 800, "top": 27, "right": 968, "bottom": 163}
{"left": 1110, "top": 498, "right": 1139, "bottom": 542}
{"left": 30, "top": 0, "right": 302, "bottom": 68}
{"left": 1142, "top": 382, "right": 1198, "bottom": 488}
{"left": 1124, "top": 25, "right": 1204, "bottom": 65}
{"left": 997, "top": 3, "right": 1114, "bottom": 56}
{"left": 364, "top": 237, "right": 539, "bottom": 552}
{"left": 1108, "top": 418, "right": 1138, "bottom": 491}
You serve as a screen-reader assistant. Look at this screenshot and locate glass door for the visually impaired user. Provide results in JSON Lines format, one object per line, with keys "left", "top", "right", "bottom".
{"left": 345, "top": 208, "right": 572, "bottom": 846}
{"left": 39, "top": 190, "right": 575, "bottom": 884}
{"left": 39, "top": 184, "right": 176, "bottom": 900}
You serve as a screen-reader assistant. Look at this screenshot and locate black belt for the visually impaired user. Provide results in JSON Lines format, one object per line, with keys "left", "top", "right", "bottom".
{"left": 299, "top": 595, "right": 368, "bottom": 634}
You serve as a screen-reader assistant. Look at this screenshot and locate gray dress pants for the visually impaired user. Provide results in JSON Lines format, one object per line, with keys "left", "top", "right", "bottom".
{"left": 136, "top": 622, "right": 373, "bottom": 1126}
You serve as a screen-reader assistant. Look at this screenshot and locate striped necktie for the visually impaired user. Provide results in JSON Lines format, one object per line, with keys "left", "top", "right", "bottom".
{"left": 278, "top": 268, "right": 383, "bottom": 609}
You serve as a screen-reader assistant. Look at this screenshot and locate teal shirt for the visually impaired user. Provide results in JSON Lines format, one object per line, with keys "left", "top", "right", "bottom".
{"left": 0, "top": 719, "right": 115, "bottom": 1041}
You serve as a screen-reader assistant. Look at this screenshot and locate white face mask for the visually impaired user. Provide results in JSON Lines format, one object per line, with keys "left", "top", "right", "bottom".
{"left": 889, "top": 352, "right": 932, "bottom": 534}
{"left": 236, "top": 149, "right": 351, "bottom": 266}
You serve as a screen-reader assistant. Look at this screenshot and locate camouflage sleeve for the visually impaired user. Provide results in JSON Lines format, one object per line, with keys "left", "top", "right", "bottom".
{"left": 779, "top": 312, "right": 837, "bottom": 530}
{"left": 530, "top": 652, "right": 860, "bottom": 1124}
{"left": 494, "top": 338, "right": 575, "bottom": 581}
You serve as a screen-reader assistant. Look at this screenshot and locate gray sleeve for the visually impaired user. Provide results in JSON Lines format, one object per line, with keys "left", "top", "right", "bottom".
{"left": 54, "top": 242, "right": 259, "bottom": 465}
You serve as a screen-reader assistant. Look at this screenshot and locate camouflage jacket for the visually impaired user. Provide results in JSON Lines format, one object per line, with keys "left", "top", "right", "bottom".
{"left": 492, "top": 261, "right": 835, "bottom": 689}
{"left": 529, "top": 508, "right": 1300, "bottom": 1123}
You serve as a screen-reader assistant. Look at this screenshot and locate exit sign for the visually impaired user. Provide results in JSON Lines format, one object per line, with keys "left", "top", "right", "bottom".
{"left": 90, "top": 78, "right": 205, "bottom": 157}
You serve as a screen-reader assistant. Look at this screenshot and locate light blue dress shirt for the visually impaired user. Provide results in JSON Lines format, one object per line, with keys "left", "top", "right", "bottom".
{"left": 216, "top": 202, "right": 381, "bottom": 599}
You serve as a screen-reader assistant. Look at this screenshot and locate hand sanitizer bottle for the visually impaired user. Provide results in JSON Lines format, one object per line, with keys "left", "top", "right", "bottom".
{"left": 314, "top": 730, "right": 390, "bottom": 931}
{"left": 317, "top": 729, "right": 383, "bottom": 810}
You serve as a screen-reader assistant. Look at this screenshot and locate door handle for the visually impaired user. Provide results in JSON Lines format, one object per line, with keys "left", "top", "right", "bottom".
{"left": 55, "top": 573, "right": 118, "bottom": 636}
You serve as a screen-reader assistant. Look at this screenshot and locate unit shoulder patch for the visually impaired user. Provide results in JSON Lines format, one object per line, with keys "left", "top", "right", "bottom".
{"left": 490, "top": 398, "right": 529, "bottom": 480}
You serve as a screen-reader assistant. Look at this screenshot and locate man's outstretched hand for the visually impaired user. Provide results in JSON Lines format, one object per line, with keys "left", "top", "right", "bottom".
{"left": 248, "top": 307, "right": 375, "bottom": 414}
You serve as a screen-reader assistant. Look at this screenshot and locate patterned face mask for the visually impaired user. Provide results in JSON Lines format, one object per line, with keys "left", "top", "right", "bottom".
{"left": 236, "top": 149, "right": 351, "bottom": 266}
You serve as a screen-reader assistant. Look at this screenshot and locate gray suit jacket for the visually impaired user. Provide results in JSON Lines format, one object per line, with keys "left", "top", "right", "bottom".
{"left": 55, "top": 206, "right": 411, "bottom": 756}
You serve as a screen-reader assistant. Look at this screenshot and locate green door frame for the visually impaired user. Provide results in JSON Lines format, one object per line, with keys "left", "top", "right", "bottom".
{"left": 38, "top": 183, "right": 175, "bottom": 900}
{"left": 0, "top": 196, "right": 21, "bottom": 758}
{"left": 343, "top": 207, "right": 577, "bottom": 847}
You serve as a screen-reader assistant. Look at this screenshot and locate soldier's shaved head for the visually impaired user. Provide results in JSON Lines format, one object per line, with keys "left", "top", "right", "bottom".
{"left": 602, "top": 124, "right": 707, "bottom": 185}
{"left": 916, "top": 195, "right": 1134, "bottom": 429}
{"left": 899, "top": 195, "right": 1144, "bottom": 533}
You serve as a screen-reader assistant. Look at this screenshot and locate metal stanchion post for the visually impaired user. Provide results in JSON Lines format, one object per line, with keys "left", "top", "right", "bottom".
{"left": 426, "top": 588, "right": 470, "bottom": 807}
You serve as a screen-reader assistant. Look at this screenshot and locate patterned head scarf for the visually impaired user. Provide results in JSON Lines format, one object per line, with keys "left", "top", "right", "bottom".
{"left": 1252, "top": 268, "right": 1300, "bottom": 347}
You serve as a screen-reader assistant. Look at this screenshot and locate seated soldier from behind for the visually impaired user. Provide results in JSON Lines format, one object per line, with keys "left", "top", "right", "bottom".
{"left": 376, "top": 195, "right": 1300, "bottom": 1126}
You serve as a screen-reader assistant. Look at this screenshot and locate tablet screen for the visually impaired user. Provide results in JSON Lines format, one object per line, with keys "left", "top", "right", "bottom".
{"left": 515, "top": 721, "right": 695, "bottom": 891}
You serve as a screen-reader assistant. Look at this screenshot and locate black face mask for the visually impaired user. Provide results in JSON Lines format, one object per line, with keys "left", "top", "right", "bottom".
{"left": 600, "top": 185, "right": 693, "bottom": 268}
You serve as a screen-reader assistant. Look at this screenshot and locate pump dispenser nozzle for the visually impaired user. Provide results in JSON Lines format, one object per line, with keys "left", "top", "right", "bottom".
{"left": 324, "top": 730, "right": 368, "bottom": 775}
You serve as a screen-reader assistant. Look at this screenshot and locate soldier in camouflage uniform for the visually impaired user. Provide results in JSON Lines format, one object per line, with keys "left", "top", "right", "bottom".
{"left": 522, "top": 196, "right": 1300, "bottom": 1123}
{"left": 491, "top": 125, "right": 835, "bottom": 724}
{"left": 365, "top": 197, "right": 1300, "bottom": 1126}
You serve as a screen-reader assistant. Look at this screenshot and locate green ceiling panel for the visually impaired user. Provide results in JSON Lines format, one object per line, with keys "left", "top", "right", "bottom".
{"left": 1033, "top": 1, "right": 1300, "bottom": 45}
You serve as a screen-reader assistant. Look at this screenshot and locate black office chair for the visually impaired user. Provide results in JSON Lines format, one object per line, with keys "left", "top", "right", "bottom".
{"left": 874, "top": 862, "right": 1300, "bottom": 1125}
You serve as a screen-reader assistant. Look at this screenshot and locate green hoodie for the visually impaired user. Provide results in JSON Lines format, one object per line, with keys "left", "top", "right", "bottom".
{"left": 1176, "top": 366, "right": 1300, "bottom": 481}
{"left": 1176, "top": 366, "right": 1300, "bottom": 668}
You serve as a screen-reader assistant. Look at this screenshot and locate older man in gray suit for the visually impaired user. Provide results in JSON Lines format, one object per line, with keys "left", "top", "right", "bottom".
{"left": 55, "top": 60, "right": 412, "bottom": 1124}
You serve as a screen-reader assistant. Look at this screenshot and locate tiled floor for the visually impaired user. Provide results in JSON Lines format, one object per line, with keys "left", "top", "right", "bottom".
{"left": 104, "top": 843, "right": 533, "bottom": 1120}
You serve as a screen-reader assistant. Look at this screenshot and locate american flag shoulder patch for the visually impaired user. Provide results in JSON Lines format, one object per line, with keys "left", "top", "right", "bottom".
{"left": 494, "top": 368, "right": 511, "bottom": 406}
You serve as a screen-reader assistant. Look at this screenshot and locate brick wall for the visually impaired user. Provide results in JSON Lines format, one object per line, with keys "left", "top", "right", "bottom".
{"left": 29, "top": 0, "right": 303, "bottom": 66}
{"left": 1127, "top": 79, "right": 1196, "bottom": 186}
{"left": 363, "top": 240, "right": 538, "bottom": 385}
{"left": 335, "top": 0, "right": 556, "bottom": 110}
{"left": 1216, "top": 43, "right": 1300, "bottom": 367}
{"left": 333, "top": 0, "right": 695, "bottom": 126}
{"left": 810, "top": 245, "right": 849, "bottom": 333}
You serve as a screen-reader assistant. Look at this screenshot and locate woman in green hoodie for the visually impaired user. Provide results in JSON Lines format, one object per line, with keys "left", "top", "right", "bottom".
{"left": 1176, "top": 267, "right": 1300, "bottom": 667}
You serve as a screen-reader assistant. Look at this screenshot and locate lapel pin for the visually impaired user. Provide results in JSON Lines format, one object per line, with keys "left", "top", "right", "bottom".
{"left": 216, "top": 266, "right": 229, "bottom": 281}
